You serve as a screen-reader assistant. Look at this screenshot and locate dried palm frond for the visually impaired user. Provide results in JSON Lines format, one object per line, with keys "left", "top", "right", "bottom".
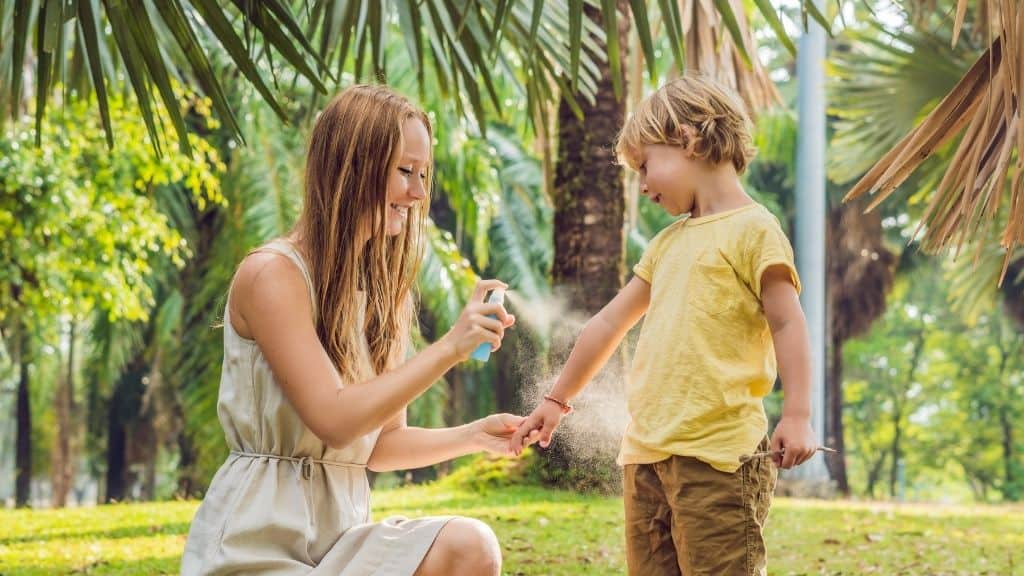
{"left": 845, "top": 0, "right": 1023, "bottom": 284}
{"left": 678, "top": 0, "right": 782, "bottom": 113}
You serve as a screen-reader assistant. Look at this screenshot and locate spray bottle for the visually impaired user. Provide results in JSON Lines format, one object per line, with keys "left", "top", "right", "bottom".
{"left": 470, "top": 287, "right": 506, "bottom": 362}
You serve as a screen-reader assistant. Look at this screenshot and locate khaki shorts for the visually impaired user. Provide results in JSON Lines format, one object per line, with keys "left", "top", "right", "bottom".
{"left": 623, "top": 438, "right": 777, "bottom": 575}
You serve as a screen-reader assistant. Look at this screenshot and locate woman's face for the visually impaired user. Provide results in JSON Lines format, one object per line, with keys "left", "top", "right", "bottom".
{"left": 384, "top": 117, "right": 430, "bottom": 237}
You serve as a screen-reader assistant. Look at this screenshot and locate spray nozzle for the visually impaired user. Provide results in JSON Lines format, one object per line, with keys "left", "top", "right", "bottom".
{"left": 470, "top": 288, "right": 507, "bottom": 362}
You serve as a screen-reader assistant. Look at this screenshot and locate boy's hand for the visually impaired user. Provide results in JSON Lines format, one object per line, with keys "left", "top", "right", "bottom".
{"left": 471, "top": 413, "right": 531, "bottom": 457}
{"left": 770, "top": 416, "right": 817, "bottom": 469}
{"left": 509, "top": 400, "right": 565, "bottom": 456}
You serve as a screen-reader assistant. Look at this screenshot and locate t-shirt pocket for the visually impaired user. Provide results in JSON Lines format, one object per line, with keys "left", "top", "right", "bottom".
{"left": 687, "top": 261, "right": 738, "bottom": 317}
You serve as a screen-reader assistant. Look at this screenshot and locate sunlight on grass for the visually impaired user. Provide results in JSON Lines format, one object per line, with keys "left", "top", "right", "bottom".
{"left": 1, "top": 488, "right": 1021, "bottom": 575}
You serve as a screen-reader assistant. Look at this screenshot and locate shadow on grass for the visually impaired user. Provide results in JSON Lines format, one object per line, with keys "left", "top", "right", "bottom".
{"left": 0, "top": 522, "right": 191, "bottom": 546}
{"left": 0, "top": 555, "right": 180, "bottom": 575}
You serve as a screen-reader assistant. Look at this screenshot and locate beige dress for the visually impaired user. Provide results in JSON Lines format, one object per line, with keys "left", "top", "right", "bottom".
{"left": 182, "top": 240, "right": 452, "bottom": 575}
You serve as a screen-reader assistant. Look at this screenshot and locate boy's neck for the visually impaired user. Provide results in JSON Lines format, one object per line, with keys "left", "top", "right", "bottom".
{"left": 689, "top": 163, "right": 752, "bottom": 219}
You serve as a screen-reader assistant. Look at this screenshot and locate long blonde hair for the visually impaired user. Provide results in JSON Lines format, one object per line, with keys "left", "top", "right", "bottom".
{"left": 296, "top": 85, "right": 431, "bottom": 383}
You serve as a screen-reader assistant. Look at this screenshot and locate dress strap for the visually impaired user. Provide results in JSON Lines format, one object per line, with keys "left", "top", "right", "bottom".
{"left": 257, "top": 239, "right": 318, "bottom": 322}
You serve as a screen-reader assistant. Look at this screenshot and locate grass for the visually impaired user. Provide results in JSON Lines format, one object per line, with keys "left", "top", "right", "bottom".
{"left": 1, "top": 485, "right": 1022, "bottom": 575}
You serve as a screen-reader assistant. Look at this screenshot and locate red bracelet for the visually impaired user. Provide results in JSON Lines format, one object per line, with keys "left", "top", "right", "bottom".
{"left": 543, "top": 394, "right": 574, "bottom": 415}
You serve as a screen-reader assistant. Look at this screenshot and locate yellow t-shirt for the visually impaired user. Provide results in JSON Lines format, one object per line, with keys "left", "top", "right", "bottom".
{"left": 619, "top": 203, "right": 801, "bottom": 473}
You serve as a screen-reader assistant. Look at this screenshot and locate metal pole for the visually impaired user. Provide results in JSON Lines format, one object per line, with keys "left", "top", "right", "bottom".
{"left": 791, "top": 0, "right": 831, "bottom": 484}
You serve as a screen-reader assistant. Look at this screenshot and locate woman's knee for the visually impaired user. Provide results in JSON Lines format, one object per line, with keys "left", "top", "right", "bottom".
{"left": 430, "top": 518, "right": 501, "bottom": 574}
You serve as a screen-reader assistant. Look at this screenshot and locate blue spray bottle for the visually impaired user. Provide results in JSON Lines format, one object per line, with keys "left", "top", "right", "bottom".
{"left": 470, "top": 287, "right": 506, "bottom": 361}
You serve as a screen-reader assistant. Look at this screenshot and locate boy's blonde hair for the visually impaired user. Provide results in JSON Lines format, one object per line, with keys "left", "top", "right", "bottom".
{"left": 616, "top": 74, "right": 756, "bottom": 174}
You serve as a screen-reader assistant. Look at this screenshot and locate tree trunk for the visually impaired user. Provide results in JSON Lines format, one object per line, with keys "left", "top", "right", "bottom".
{"left": 826, "top": 204, "right": 894, "bottom": 496}
{"left": 105, "top": 381, "right": 127, "bottom": 503}
{"left": 826, "top": 332, "right": 850, "bottom": 495}
{"left": 865, "top": 451, "right": 887, "bottom": 498}
{"left": 1000, "top": 406, "right": 1016, "bottom": 500}
{"left": 543, "top": 1, "right": 628, "bottom": 492}
{"left": 15, "top": 327, "right": 31, "bottom": 508}
{"left": 105, "top": 354, "right": 147, "bottom": 503}
{"left": 551, "top": 6, "right": 627, "bottom": 310}
{"left": 889, "top": 409, "right": 901, "bottom": 498}
{"left": 176, "top": 432, "right": 197, "bottom": 498}
{"left": 51, "top": 323, "right": 76, "bottom": 507}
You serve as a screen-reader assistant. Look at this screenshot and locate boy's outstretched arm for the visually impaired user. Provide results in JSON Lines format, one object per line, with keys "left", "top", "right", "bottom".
{"left": 509, "top": 277, "right": 651, "bottom": 455}
{"left": 762, "top": 265, "right": 818, "bottom": 469}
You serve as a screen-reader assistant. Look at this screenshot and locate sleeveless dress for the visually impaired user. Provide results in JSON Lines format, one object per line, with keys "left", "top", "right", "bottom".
{"left": 181, "top": 240, "right": 452, "bottom": 575}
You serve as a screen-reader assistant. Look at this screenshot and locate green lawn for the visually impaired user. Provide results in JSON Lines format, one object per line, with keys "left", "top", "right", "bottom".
{"left": 1, "top": 485, "right": 1022, "bottom": 575}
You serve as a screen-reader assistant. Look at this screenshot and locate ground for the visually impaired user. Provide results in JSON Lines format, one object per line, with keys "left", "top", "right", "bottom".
{"left": 1, "top": 485, "right": 1021, "bottom": 574}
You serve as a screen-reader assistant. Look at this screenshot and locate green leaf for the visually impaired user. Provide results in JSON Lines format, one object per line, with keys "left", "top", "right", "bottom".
{"left": 657, "top": 0, "right": 685, "bottom": 71}
{"left": 258, "top": 0, "right": 333, "bottom": 81}
{"left": 77, "top": 0, "right": 113, "bottom": 148}
{"left": 42, "top": 0, "right": 61, "bottom": 52}
{"left": 35, "top": 0, "right": 55, "bottom": 145}
{"left": 711, "top": 0, "right": 752, "bottom": 67}
{"left": 228, "top": 0, "right": 328, "bottom": 93}
{"left": 752, "top": 0, "right": 796, "bottom": 56}
{"left": 101, "top": 0, "right": 162, "bottom": 156}
{"left": 11, "top": 0, "right": 32, "bottom": 120}
{"left": 190, "top": 0, "right": 289, "bottom": 122}
{"left": 628, "top": 0, "right": 657, "bottom": 82}
{"left": 367, "top": 0, "right": 384, "bottom": 79}
{"left": 803, "top": 0, "right": 833, "bottom": 36}
{"left": 395, "top": 0, "right": 424, "bottom": 79}
{"left": 600, "top": 0, "right": 621, "bottom": 100}
{"left": 490, "top": 0, "right": 511, "bottom": 57}
{"left": 151, "top": 0, "right": 243, "bottom": 143}
{"left": 527, "top": 0, "right": 543, "bottom": 57}
{"left": 122, "top": 1, "right": 192, "bottom": 156}
{"left": 568, "top": 0, "right": 582, "bottom": 91}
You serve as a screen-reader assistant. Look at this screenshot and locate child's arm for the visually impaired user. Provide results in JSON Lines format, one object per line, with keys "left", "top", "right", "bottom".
{"left": 761, "top": 265, "right": 818, "bottom": 469}
{"left": 509, "top": 276, "right": 651, "bottom": 455}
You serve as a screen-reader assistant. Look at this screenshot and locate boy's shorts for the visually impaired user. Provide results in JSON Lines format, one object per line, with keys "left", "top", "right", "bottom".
{"left": 623, "top": 437, "right": 777, "bottom": 576}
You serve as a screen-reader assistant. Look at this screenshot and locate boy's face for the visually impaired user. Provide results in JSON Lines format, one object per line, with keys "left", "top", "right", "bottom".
{"left": 637, "top": 144, "right": 696, "bottom": 217}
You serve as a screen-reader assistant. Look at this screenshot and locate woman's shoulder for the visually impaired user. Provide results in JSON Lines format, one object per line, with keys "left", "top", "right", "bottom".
{"left": 237, "top": 248, "right": 305, "bottom": 291}
{"left": 230, "top": 248, "right": 313, "bottom": 330}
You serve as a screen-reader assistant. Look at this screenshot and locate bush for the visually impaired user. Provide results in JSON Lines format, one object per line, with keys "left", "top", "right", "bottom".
{"left": 435, "top": 450, "right": 542, "bottom": 493}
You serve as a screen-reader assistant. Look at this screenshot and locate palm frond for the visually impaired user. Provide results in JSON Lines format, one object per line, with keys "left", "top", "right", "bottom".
{"left": 845, "top": 3, "right": 1023, "bottom": 276}
{"left": 678, "top": 0, "right": 782, "bottom": 112}
{"left": 483, "top": 124, "right": 552, "bottom": 303}
{"left": 829, "top": 25, "right": 970, "bottom": 185}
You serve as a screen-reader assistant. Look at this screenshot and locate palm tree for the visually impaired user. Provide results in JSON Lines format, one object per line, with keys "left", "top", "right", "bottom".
{"left": 2, "top": 0, "right": 820, "bottom": 500}
{"left": 827, "top": 16, "right": 982, "bottom": 494}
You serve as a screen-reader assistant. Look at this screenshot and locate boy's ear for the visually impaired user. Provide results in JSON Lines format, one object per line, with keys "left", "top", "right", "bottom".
{"left": 679, "top": 124, "right": 699, "bottom": 156}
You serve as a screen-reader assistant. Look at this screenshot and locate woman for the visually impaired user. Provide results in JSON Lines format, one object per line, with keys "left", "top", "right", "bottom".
{"left": 182, "top": 84, "right": 526, "bottom": 575}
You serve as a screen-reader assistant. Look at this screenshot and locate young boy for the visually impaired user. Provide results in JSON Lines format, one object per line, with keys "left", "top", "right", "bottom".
{"left": 510, "top": 74, "right": 818, "bottom": 575}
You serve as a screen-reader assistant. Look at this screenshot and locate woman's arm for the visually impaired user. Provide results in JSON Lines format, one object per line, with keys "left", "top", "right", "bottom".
{"left": 234, "top": 252, "right": 512, "bottom": 450}
{"left": 366, "top": 410, "right": 525, "bottom": 472}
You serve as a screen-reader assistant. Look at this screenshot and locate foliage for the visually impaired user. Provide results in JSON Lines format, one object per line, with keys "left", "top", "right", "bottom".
{"left": 843, "top": 257, "right": 1024, "bottom": 502}
{"left": 0, "top": 94, "right": 221, "bottom": 329}
{"left": 434, "top": 451, "right": 540, "bottom": 494}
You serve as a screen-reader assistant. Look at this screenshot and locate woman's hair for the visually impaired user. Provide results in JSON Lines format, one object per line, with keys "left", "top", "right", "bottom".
{"left": 616, "top": 73, "right": 756, "bottom": 174}
{"left": 296, "top": 84, "right": 431, "bottom": 383}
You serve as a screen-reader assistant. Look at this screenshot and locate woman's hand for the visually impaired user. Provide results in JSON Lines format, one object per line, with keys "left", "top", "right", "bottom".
{"left": 441, "top": 279, "right": 516, "bottom": 362}
{"left": 471, "top": 413, "right": 538, "bottom": 456}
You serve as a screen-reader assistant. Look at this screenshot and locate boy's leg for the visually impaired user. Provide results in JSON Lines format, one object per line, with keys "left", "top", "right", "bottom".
{"left": 623, "top": 463, "right": 683, "bottom": 576}
{"left": 659, "top": 439, "right": 777, "bottom": 575}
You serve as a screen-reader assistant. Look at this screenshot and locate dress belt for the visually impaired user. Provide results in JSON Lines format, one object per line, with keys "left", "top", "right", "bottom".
{"left": 230, "top": 450, "right": 366, "bottom": 480}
